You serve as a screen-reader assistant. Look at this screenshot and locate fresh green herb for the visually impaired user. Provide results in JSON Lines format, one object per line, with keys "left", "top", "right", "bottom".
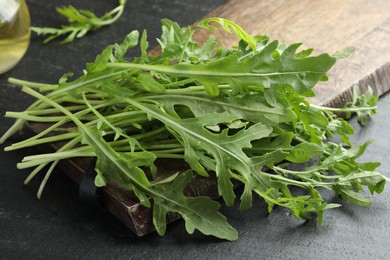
{"left": 32, "top": 0, "right": 127, "bottom": 44}
{"left": 2, "top": 18, "right": 387, "bottom": 241}
{"left": 311, "top": 86, "right": 378, "bottom": 126}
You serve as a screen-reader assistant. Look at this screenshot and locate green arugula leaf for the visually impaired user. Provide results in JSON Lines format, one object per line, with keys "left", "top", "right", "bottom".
{"left": 153, "top": 170, "right": 238, "bottom": 240}
{"left": 150, "top": 93, "right": 296, "bottom": 125}
{"left": 346, "top": 86, "right": 378, "bottom": 125}
{"left": 196, "top": 17, "right": 257, "bottom": 52}
{"left": 250, "top": 133, "right": 323, "bottom": 163}
{"left": 113, "top": 30, "right": 139, "bottom": 61}
{"left": 109, "top": 40, "right": 336, "bottom": 96}
{"left": 31, "top": 0, "right": 127, "bottom": 44}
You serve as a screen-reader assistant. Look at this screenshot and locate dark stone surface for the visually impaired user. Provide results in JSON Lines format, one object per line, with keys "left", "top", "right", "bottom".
{"left": 1, "top": 1, "right": 390, "bottom": 259}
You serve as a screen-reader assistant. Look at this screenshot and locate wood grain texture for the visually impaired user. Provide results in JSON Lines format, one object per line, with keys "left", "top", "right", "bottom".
{"left": 25, "top": 0, "right": 390, "bottom": 237}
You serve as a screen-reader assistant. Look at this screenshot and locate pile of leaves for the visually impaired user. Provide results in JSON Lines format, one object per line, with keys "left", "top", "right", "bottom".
{"left": 1, "top": 18, "right": 387, "bottom": 241}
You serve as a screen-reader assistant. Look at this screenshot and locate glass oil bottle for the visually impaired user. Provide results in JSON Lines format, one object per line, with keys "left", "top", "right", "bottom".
{"left": 0, "top": 0, "right": 31, "bottom": 74}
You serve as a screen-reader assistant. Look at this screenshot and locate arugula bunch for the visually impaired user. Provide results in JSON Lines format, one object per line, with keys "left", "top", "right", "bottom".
{"left": 32, "top": 0, "right": 127, "bottom": 43}
{"left": 2, "top": 18, "right": 387, "bottom": 241}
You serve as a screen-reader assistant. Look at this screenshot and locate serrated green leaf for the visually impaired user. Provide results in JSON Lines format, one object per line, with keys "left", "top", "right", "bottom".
{"left": 250, "top": 133, "right": 322, "bottom": 163}
{"left": 359, "top": 162, "right": 381, "bottom": 171}
{"left": 86, "top": 45, "right": 114, "bottom": 73}
{"left": 140, "top": 29, "right": 149, "bottom": 59}
{"left": 113, "top": 30, "right": 139, "bottom": 61}
{"left": 136, "top": 73, "right": 166, "bottom": 93}
{"left": 335, "top": 185, "right": 372, "bottom": 206}
{"left": 344, "top": 86, "right": 378, "bottom": 125}
{"left": 153, "top": 170, "right": 238, "bottom": 240}
{"left": 32, "top": 1, "right": 127, "bottom": 44}
{"left": 58, "top": 72, "right": 74, "bottom": 84}
{"left": 152, "top": 172, "right": 180, "bottom": 186}
{"left": 196, "top": 17, "right": 257, "bottom": 52}
{"left": 145, "top": 40, "right": 336, "bottom": 96}
{"left": 295, "top": 48, "right": 313, "bottom": 59}
{"left": 286, "top": 142, "right": 323, "bottom": 163}
{"left": 152, "top": 93, "right": 296, "bottom": 125}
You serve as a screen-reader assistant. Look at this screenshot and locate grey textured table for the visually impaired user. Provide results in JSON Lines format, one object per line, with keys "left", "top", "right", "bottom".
{"left": 1, "top": 1, "right": 390, "bottom": 259}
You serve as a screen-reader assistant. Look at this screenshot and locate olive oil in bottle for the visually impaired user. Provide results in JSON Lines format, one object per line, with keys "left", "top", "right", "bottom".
{"left": 0, "top": 0, "right": 31, "bottom": 74}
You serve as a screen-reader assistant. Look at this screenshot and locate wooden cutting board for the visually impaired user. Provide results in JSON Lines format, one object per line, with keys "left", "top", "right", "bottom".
{"left": 25, "top": 0, "right": 390, "bottom": 236}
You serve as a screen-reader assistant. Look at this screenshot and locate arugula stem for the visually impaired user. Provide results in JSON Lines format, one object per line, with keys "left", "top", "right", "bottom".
{"left": 35, "top": 135, "right": 82, "bottom": 198}
{"left": 151, "top": 148, "right": 184, "bottom": 154}
{"left": 8, "top": 78, "right": 58, "bottom": 90}
{"left": 262, "top": 170, "right": 315, "bottom": 189}
{"left": 237, "top": 43, "right": 270, "bottom": 61}
{"left": 107, "top": 62, "right": 311, "bottom": 77}
{"left": 273, "top": 166, "right": 314, "bottom": 176}
{"left": 23, "top": 136, "right": 81, "bottom": 184}
{"left": 273, "top": 166, "right": 359, "bottom": 187}
{"left": 2, "top": 71, "right": 128, "bottom": 144}
{"left": 18, "top": 152, "right": 95, "bottom": 169}
{"left": 5, "top": 112, "right": 70, "bottom": 122}
{"left": 143, "top": 143, "right": 182, "bottom": 150}
{"left": 6, "top": 132, "right": 78, "bottom": 152}
{"left": 37, "top": 161, "right": 59, "bottom": 199}
{"left": 131, "top": 127, "right": 167, "bottom": 141}
{"left": 152, "top": 153, "right": 185, "bottom": 159}
{"left": 163, "top": 79, "right": 196, "bottom": 88}
{"left": 161, "top": 84, "right": 231, "bottom": 94}
{"left": 339, "top": 172, "right": 390, "bottom": 183}
{"left": 82, "top": 92, "right": 132, "bottom": 141}
{"left": 0, "top": 93, "right": 54, "bottom": 144}
{"left": 0, "top": 118, "right": 25, "bottom": 144}
{"left": 19, "top": 142, "right": 184, "bottom": 169}
{"left": 14, "top": 105, "right": 86, "bottom": 115}
{"left": 178, "top": 27, "right": 195, "bottom": 63}
{"left": 48, "top": 70, "right": 128, "bottom": 97}
{"left": 4, "top": 99, "right": 119, "bottom": 150}
{"left": 310, "top": 103, "right": 377, "bottom": 112}
{"left": 92, "top": 2, "right": 126, "bottom": 26}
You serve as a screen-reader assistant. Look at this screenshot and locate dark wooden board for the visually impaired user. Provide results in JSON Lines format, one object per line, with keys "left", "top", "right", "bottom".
{"left": 25, "top": 0, "right": 390, "bottom": 236}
